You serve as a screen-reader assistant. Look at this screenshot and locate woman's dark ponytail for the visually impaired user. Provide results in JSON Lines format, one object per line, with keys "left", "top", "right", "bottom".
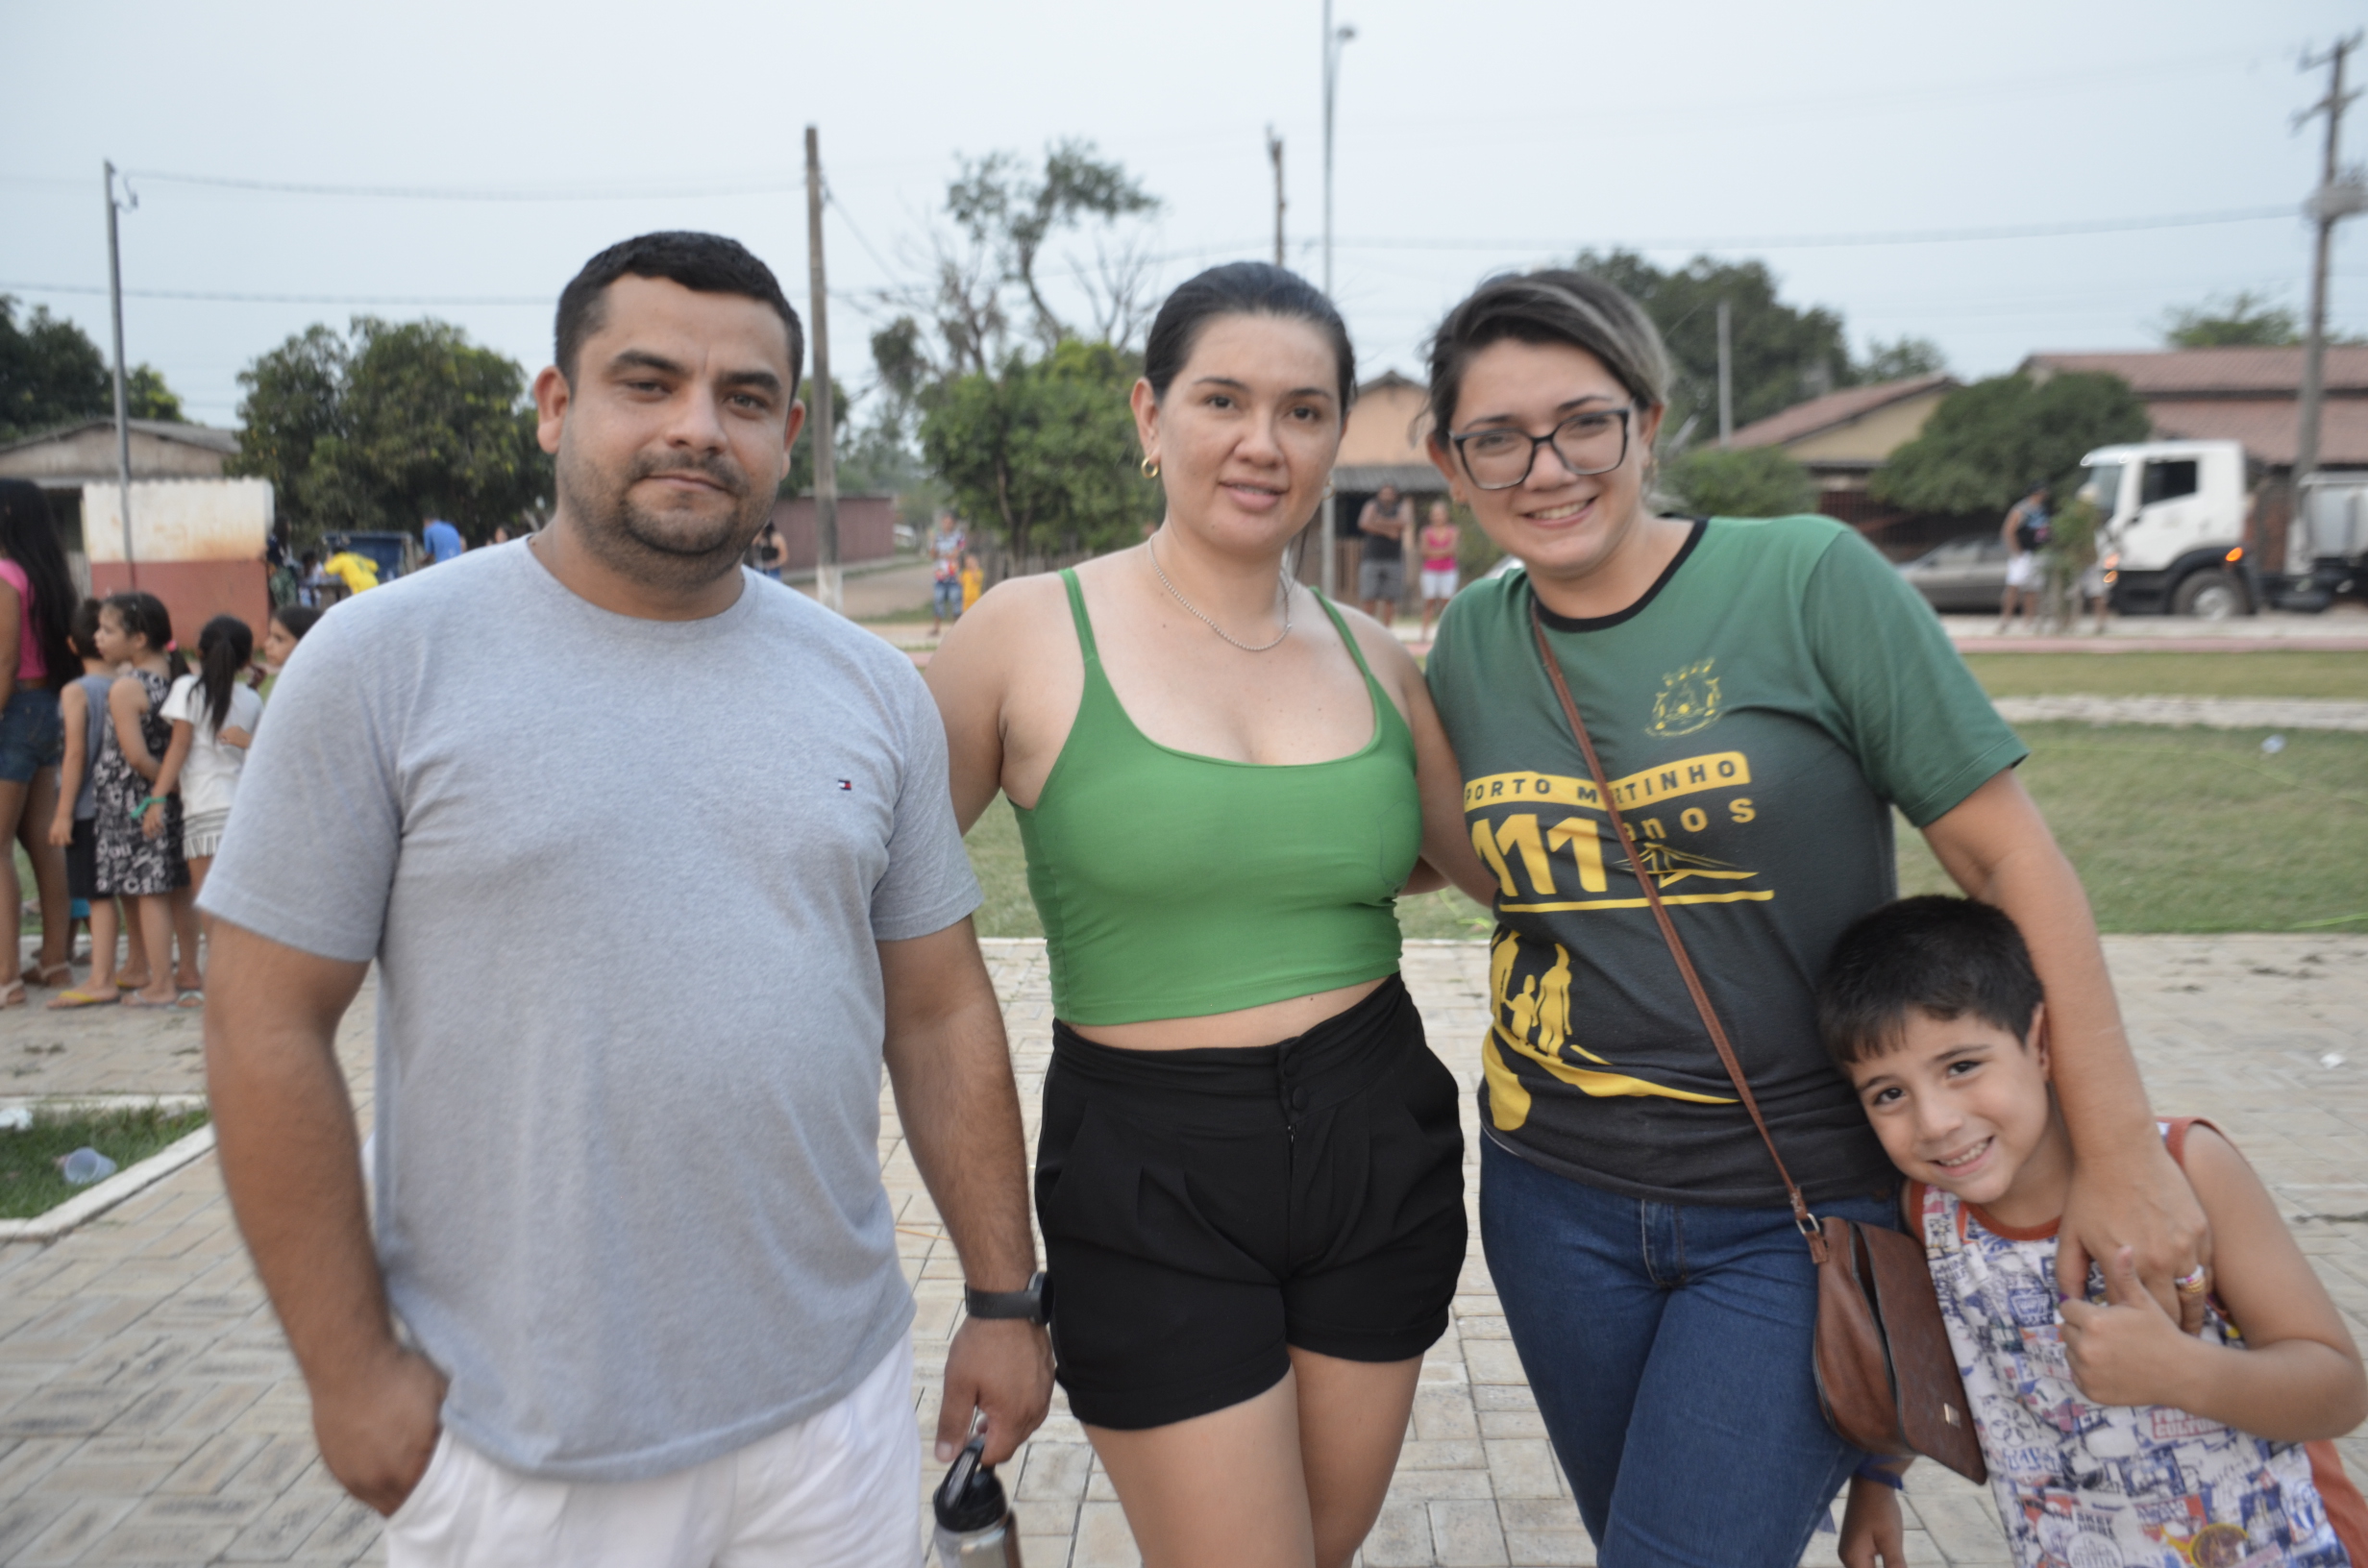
{"left": 195, "top": 616, "right": 254, "bottom": 733}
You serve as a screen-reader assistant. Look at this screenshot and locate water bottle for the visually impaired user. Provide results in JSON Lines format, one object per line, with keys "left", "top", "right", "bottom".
{"left": 932, "top": 1433, "right": 1022, "bottom": 1567}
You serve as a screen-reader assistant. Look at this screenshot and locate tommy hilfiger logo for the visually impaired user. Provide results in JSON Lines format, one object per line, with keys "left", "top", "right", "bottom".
{"left": 836, "top": 779, "right": 853, "bottom": 792}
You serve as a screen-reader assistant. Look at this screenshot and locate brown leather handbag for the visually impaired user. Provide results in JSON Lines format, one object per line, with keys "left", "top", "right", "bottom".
{"left": 1528, "top": 606, "right": 1987, "bottom": 1483}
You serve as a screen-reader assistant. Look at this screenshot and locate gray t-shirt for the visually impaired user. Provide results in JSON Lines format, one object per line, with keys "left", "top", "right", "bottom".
{"left": 200, "top": 540, "right": 981, "bottom": 1483}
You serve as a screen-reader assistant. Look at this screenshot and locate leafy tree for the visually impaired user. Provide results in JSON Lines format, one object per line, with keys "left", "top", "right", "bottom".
{"left": 1859, "top": 336, "right": 1949, "bottom": 382}
{"left": 919, "top": 338, "right": 1157, "bottom": 566}
{"left": 2160, "top": 291, "right": 2299, "bottom": 349}
{"left": 229, "top": 317, "right": 548, "bottom": 545}
{"left": 946, "top": 141, "right": 1160, "bottom": 352}
{"left": 881, "top": 143, "right": 1163, "bottom": 559}
{"left": 1573, "top": 252, "right": 1853, "bottom": 440}
{"left": 0, "top": 296, "right": 185, "bottom": 440}
{"left": 1871, "top": 372, "right": 2149, "bottom": 517}
{"left": 1664, "top": 446, "right": 1815, "bottom": 518}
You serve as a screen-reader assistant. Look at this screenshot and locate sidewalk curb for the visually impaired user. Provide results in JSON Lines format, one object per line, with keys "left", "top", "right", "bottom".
{"left": 0, "top": 1094, "right": 214, "bottom": 1243}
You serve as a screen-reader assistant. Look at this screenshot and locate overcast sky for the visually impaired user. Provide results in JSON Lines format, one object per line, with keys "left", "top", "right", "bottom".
{"left": 6, "top": 0, "right": 2364, "bottom": 429}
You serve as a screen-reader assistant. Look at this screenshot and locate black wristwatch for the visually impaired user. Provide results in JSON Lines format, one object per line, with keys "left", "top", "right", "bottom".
{"left": 964, "top": 1271, "right": 1050, "bottom": 1326}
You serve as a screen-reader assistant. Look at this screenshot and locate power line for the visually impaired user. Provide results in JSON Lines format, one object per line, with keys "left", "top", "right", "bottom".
{"left": 4, "top": 282, "right": 548, "bottom": 306}
{"left": 119, "top": 168, "right": 803, "bottom": 202}
{"left": 1334, "top": 206, "right": 2299, "bottom": 254}
{"left": 2, "top": 280, "right": 877, "bottom": 309}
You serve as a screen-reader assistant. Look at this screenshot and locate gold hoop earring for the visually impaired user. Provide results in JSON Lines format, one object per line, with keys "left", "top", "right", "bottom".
{"left": 1141, "top": 455, "right": 1160, "bottom": 479}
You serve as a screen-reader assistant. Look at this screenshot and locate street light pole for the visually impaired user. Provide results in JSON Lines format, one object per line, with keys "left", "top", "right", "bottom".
{"left": 103, "top": 160, "right": 136, "bottom": 584}
{"left": 2295, "top": 32, "right": 2364, "bottom": 486}
{"left": 804, "top": 125, "right": 842, "bottom": 613}
{"left": 1320, "top": 4, "right": 1355, "bottom": 599}
{"left": 1269, "top": 127, "right": 1286, "bottom": 268}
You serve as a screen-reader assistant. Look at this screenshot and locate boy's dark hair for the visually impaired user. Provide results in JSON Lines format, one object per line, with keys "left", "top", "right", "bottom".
{"left": 68, "top": 597, "right": 104, "bottom": 661}
{"left": 1817, "top": 895, "right": 2044, "bottom": 1067}
{"left": 555, "top": 232, "right": 803, "bottom": 393}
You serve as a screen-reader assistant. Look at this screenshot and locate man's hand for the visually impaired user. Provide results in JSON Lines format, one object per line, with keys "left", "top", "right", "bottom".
{"left": 2060, "top": 1246, "right": 2201, "bottom": 1409}
{"left": 1838, "top": 1475, "right": 1905, "bottom": 1568}
{"left": 312, "top": 1343, "right": 449, "bottom": 1516}
{"left": 936, "top": 1316, "right": 1054, "bottom": 1467}
{"left": 2059, "top": 1137, "right": 2211, "bottom": 1334}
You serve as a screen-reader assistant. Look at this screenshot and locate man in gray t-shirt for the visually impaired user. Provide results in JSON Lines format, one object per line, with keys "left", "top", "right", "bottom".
{"left": 203, "top": 233, "right": 1051, "bottom": 1567}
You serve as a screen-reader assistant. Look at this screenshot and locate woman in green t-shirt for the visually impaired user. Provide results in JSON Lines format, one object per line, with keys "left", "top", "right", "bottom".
{"left": 1413, "top": 270, "right": 2211, "bottom": 1566}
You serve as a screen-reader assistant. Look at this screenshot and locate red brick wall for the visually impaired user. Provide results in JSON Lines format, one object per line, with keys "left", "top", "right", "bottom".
{"left": 768, "top": 495, "right": 900, "bottom": 573}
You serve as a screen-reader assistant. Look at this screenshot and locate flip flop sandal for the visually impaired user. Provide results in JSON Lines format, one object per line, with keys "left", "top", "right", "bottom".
{"left": 120, "top": 992, "right": 177, "bottom": 1010}
{"left": 0, "top": 981, "right": 23, "bottom": 1010}
{"left": 45, "top": 988, "right": 117, "bottom": 1010}
{"left": 174, "top": 990, "right": 204, "bottom": 1010}
{"left": 21, "top": 962, "right": 71, "bottom": 989}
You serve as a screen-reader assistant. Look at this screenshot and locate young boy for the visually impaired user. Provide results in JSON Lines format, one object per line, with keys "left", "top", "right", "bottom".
{"left": 1818, "top": 896, "right": 2368, "bottom": 1568}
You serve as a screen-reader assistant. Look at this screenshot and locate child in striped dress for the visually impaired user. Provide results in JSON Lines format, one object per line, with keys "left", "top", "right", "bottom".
{"left": 1820, "top": 896, "right": 2367, "bottom": 1568}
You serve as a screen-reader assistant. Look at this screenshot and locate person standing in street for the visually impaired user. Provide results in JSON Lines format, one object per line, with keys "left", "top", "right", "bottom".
{"left": 1416, "top": 500, "right": 1461, "bottom": 641}
{"left": 421, "top": 517, "right": 465, "bottom": 566}
{"left": 1997, "top": 480, "right": 2050, "bottom": 634}
{"left": 929, "top": 512, "right": 967, "bottom": 634}
{"left": 203, "top": 231, "right": 1052, "bottom": 1568}
{"left": 1355, "top": 482, "right": 1408, "bottom": 625}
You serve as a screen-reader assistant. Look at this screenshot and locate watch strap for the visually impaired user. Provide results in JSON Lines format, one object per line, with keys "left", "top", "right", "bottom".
{"left": 963, "top": 1271, "right": 1050, "bottom": 1325}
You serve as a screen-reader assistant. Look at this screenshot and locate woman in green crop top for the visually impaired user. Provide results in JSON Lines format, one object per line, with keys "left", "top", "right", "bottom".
{"left": 926, "top": 263, "right": 1488, "bottom": 1568}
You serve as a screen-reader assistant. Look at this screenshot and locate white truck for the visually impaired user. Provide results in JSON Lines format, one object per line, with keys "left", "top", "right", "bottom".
{"left": 2081, "top": 439, "right": 2368, "bottom": 617}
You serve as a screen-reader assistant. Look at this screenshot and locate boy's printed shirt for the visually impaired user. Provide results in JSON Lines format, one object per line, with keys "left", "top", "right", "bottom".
{"left": 1921, "top": 1126, "right": 2355, "bottom": 1568}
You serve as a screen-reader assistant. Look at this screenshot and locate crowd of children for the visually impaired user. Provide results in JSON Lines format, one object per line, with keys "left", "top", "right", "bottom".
{"left": 25, "top": 595, "right": 319, "bottom": 1011}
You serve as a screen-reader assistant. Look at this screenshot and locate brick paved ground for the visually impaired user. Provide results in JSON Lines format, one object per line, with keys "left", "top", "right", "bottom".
{"left": 2, "top": 933, "right": 2363, "bottom": 1566}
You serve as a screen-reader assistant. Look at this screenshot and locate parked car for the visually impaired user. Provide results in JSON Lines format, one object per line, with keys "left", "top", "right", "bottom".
{"left": 1897, "top": 536, "right": 2010, "bottom": 612}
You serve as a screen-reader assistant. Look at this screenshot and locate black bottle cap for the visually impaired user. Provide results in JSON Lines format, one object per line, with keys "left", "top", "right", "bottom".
{"left": 933, "top": 1435, "right": 1008, "bottom": 1532}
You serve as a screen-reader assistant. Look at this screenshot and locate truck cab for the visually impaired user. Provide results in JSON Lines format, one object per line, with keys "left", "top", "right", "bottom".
{"left": 2081, "top": 440, "right": 2252, "bottom": 617}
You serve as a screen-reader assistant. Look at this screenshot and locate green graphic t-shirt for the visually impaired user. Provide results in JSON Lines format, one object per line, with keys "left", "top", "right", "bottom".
{"left": 1425, "top": 515, "right": 2027, "bottom": 1206}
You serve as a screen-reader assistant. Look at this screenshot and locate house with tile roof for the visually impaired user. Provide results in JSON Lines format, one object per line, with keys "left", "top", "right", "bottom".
{"left": 1722, "top": 373, "right": 1958, "bottom": 547}
{"left": 2019, "top": 345, "right": 2368, "bottom": 472}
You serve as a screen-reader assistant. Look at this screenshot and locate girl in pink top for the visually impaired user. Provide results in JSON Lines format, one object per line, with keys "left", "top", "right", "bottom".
{"left": 0, "top": 480, "right": 82, "bottom": 1003}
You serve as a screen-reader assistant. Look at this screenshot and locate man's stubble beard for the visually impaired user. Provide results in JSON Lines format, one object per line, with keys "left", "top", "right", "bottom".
{"left": 556, "top": 437, "right": 776, "bottom": 591}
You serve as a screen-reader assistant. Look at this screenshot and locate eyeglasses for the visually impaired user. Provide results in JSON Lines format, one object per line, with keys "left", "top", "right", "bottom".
{"left": 1448, "top": 405, "right": 1635, "bottom": 491}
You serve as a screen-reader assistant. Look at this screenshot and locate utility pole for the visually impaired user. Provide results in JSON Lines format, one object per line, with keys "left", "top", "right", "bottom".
{"left": 1320, "top": 5, "right": 1355, "bottom": 599}
{"left": 103, "top": 161, "right": 136, "bottom": 585}
{"left": 804, "top": 126, "right": 842, "bottom": 614}
{"left": 1715, "top": 299, "right": 1735, "bottom": 450}
{"left": 1268, "top": 128, "right": 1286, "bottom": 268}
{"left": 2295, "top": 32, "right": 2365, "bottom": 485}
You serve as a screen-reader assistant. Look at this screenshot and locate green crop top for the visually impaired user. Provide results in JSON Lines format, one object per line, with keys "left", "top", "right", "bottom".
{"left": 1015, "top": 569, "right": 1422, "bottom": 1025}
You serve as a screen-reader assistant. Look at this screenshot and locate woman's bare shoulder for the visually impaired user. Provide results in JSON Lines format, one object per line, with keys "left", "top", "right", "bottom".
{"left": 1325, "top": 595, "right": 1421, "bottom": 686}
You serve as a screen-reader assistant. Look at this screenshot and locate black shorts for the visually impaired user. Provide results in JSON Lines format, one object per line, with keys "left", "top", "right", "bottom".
{"left": 1035, "top": 974, "right": 1466, "bottom": 1431}
{"left": 64, "top": 816, "right": 97, "bottom": 903}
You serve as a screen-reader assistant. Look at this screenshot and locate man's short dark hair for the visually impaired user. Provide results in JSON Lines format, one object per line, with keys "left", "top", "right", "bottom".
{"left": 1816, "top": 895, "right": 2044, "bottom": 1068}
{"left": 555, "top": 232, "right": 804, "bottom": 394}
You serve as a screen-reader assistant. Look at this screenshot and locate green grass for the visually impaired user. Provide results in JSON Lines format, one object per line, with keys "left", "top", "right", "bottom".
{"left": 0, "top": 1103, "right": 209, "bottom": 1220}
{"left": 1963, "top": 650, "right": 2368, "bottom": 700}
{"left": 966, "top": 797, "right": 1046, "bottom": 940}
{"left": 1895, "top": 723, "right": 2367, "bottom": 933}
{"left": 969, "top": 725, "right": 2367, "bottom": 941}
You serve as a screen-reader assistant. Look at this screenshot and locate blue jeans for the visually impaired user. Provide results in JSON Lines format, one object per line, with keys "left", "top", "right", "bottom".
{"left": 1480, "top": 1135, "right": 1897, "bottom": 1568}
{"left": 0, "top": 688, "right": 62, "bottom": 784}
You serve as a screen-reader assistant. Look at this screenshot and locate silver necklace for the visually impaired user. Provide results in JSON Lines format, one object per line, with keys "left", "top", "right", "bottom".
{"left": 1147, "top": 535, "right": 1295, "bottom": 652}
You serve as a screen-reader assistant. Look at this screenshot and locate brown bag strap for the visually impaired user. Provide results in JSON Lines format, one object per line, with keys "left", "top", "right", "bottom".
{"left": 1528, "top": 601, "right": 1825, "bottom": 1256}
